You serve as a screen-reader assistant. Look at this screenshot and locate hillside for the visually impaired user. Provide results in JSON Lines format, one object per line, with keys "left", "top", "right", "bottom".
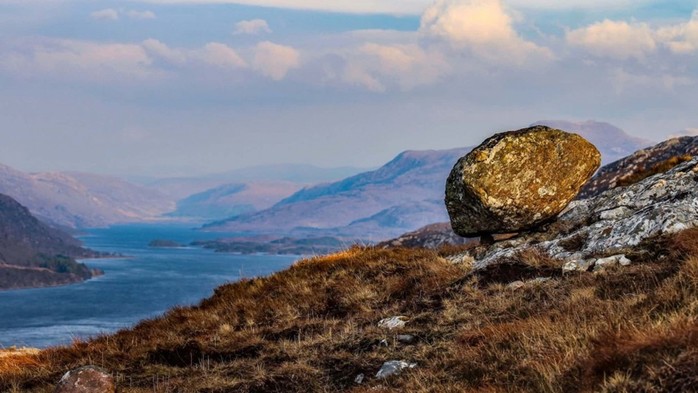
{"left": 143, "top": 164, "right": 367, "bottom": 201}
{"left": 579, "top": 135, "right": 698, "bottom": 198}
{"left": 168, "top": 181, "right": 304, "bottom": 220}
{"left": 0, "top": 194, "right": 103, "bottom": 290}
{"left": 3, "top": 227, "right": 696, "bottom": 391}
{"left": 204, "top": 148, "right": 469, "bottom": 240}
{"left": 0, "top": 164, "right": 175, "bottom": 228}
{"left": 204, "top": 121, "right": 651, "bottom": 240}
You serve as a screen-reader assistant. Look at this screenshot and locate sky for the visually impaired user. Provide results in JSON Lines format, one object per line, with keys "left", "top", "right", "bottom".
{"left": 1, "top": 0, "right": 697, "bottom": 177}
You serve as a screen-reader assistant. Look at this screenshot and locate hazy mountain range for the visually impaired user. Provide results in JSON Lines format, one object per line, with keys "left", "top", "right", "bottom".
{"left": 203, "top": 121, "right": 652, "bottom": 240}
{"left": 0, "top": 164, "right": 175, "bottom": 228}
{"left": 0, "top": 120, "right": 653, "bottom": 240}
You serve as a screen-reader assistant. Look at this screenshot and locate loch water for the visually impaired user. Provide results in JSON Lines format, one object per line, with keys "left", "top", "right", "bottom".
{"left": 0, "top": 224, "right": 297, "bottom": 348}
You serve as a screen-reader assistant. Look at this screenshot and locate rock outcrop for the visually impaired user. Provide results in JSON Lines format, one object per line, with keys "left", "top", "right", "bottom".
{"left": 445, "top": 126, "right": 601, "bottom": 237}
{"left": 54, "top": 366, "right": 115, "bottom": 393}
{"left": 579, "top": 136, "right": 698, "bottom": 199}
{"left": 453, "top": 157, "right": 698, "bottom": 272}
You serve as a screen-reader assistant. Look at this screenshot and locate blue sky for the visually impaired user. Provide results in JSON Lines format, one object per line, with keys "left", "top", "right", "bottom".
{"left": 1, "top": 0, "right": 697, "bottom": 176}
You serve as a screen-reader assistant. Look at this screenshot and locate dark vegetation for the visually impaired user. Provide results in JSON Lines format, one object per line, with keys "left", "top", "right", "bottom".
{"left": 2, "top": 227, "right": 698, "bottom": 392}
{"left": 194, "top": 236, "right": 348, "bottom": 255}
{"left": 148, "top": 239, "right": 184, "bottom": 248}
{"left": 0, "top": 193, "right": 104, "bottom": 290}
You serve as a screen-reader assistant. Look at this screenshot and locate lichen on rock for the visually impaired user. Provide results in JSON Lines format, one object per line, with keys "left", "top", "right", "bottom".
{"left": 445, "top": 125, "right": 601, "bottom": 237}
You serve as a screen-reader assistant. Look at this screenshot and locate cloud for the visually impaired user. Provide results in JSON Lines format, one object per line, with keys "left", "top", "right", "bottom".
{"left": 566, "top": 20, "right": 656, "bottom": 60}
{"left": 346, "top": 43, "right": 451, "bottom": 91}
{"left": 419, "top": 0, "right": 554, "bottom": 66}
{"left": 201, "top": 42, "right": 248, "bottom": 68}
{"left": 134, "top": 0, "right": 667, "bottom": 14}
{"left": 657, "top": 11, "right": 698, "bottom": 54}
{"left": 0, "top": 38, "right": 158, "bottom": 81}
{"left": 142, "top": 38, "right": 187, "bottom": 65}
{"left": 91, "top": 8, "right": 119, "bottom": 21}
{"left": 127, "top": 10, "right": 157, "bottom": 20}
{"left": 253, "top": 41, "right": 300, "bottom": 80}
{"left": 233, "top": 19, "right": 272, "bottom": 35}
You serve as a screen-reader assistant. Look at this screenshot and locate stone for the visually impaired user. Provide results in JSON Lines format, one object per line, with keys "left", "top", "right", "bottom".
{"left": 397, "top": 334, "right": 416, "bottom": 344}
{"left": 375, "top": 360, "right": 417, "bottom": 379}
{"left": 378, "top": 316, "right": 408, "bottom": 330}
{"left": 453, "top": 158, "right": 698, "bottom": 272}
{"left": 445, "top": 125, "right": 601, "bottom": 236}
{"left": 354, "top": 373, "right": 364, "bottom": 384}
{"left": 54, "top": 366, "right": 115, "bottom": 393}
{"left": 593, "top": 254, "right": 632, "bottom": 271}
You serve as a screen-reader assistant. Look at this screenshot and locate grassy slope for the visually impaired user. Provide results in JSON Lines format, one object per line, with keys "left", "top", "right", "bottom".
{"left": 2, "top": 229, "right": 698, "bottom": 392}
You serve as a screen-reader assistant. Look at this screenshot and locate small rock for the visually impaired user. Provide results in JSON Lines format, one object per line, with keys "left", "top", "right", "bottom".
{"left": 445, "top": 125, "right": 601, "bottom": 236}
{"left": 378, "top": 339, "right": 389, "bottom": 347}
{"left": 354, "top": 373, "right": 364, "bottom": 384}
{"left": 506, "top": 280, "right": 525, "bottom": 290}
{"left": 562, "top": 259, "right": 595, "bottom": 273}
{"left": 397, "top": 334, "right": 416, "bottom": 344}
{"left": 378, "top": 316, "right": 408, "bottom": 330}
{"left": 54, "top": 366, "right": 115, "bottom": 393}
{"left": 593, "top": 254, "right": 629, "bottom": 271}
{"left": 375, "top": 360, "right": 417, "bottom": 379}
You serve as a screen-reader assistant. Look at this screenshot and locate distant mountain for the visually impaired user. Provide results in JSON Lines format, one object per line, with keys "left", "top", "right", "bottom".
{"left": 204, "top": 148, "right": 470, "bottom": 240}
{"left": 0, "top": 164, "right": 175, "bottom": 228}
{"left": 532, "top": 120, "right": 652, "bottom": 164}
{"left": 168, "top": 181, "right": 303, "bottom": 220}
{"left": 204, "top": 121, "right": 653, "bottom": 241}
{"left": 143, "top": 164, "right": 368, "bottom": 200}
{"left": 0, "top": 193, "right": 102, "bottom": 290}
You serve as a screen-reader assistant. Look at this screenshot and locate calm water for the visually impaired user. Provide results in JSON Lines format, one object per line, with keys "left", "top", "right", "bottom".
{"left": 0, "top": 224, "right": 297, "bottom": 348}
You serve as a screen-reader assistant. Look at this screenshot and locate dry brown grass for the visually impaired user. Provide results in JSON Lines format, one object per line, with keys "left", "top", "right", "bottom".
{"left": 2, "top": 229, "right": 698, "bottom": 392}
{"left": 616, "top": 154, "right": 694, "bottom": 188}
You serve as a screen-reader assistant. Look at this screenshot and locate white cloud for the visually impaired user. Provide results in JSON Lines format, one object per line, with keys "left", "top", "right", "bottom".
{"left": 201, "top": 42, "right": 248, "bottom": 68}
{"left": 253, "top": 41, "right": 300, "bottom": 80}
{"left": 142, "top": 39, "right": 188, "bottom": 64}
{"left": 657, "top": 11, "right": 698, "bottom": 54}
{"left": 233, "top": 19, "right": 272, "bottom": 35}
{"left": 566, "top": 20, "right": 656, "bottom": 60}
{"left": 136, "top": 0, "right": 665, "bottom": 14}
{"left": 419, "top": 0, "right": 554, "bottom": 66}
{"left": 91, "top": 8, "right": 119, "bottom": 21}
{"left": 350, "top": 43, "right": 451, "bottom": 91}
{"left": 127, "top": 10, "right": 157, "bottom": 19}
{"left": 0, "top": 38, "right": 156, "bottom": 81}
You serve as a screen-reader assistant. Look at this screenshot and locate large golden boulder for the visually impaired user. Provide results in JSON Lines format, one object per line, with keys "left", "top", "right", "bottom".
{"left": 445, "top": 126, "right": 601, "bottom": 237}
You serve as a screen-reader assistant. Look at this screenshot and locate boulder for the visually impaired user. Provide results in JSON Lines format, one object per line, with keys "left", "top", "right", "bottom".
{"left": 54, "top": 366, "right": 115, "bottom": 393}
{"left": 453, "top": 157, "right": 698, "bottom": 272}
{"left": 445, "top": 125, "right": 601, "bottom": 237}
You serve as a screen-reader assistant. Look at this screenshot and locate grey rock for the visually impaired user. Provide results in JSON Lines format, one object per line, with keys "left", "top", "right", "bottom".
{"left": 593, "top": 254, "right": 630, "bottom": 271}
{"left": 375, "top": 360, "right": 417, "bottom": 379}
{"left": 456, "top": 158, "right": 698, "bottom": 272}
{"left": 397, "top": 334, "right": 416, "bottom": 344}
{"left": 54, "top": 366, "right": 115, "bottom": 393}
{"left": 354, "top": 373, "right": 364, "bottom": 384}
{"left": 378, "top": 316, "right": 408, "bottom": 330}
